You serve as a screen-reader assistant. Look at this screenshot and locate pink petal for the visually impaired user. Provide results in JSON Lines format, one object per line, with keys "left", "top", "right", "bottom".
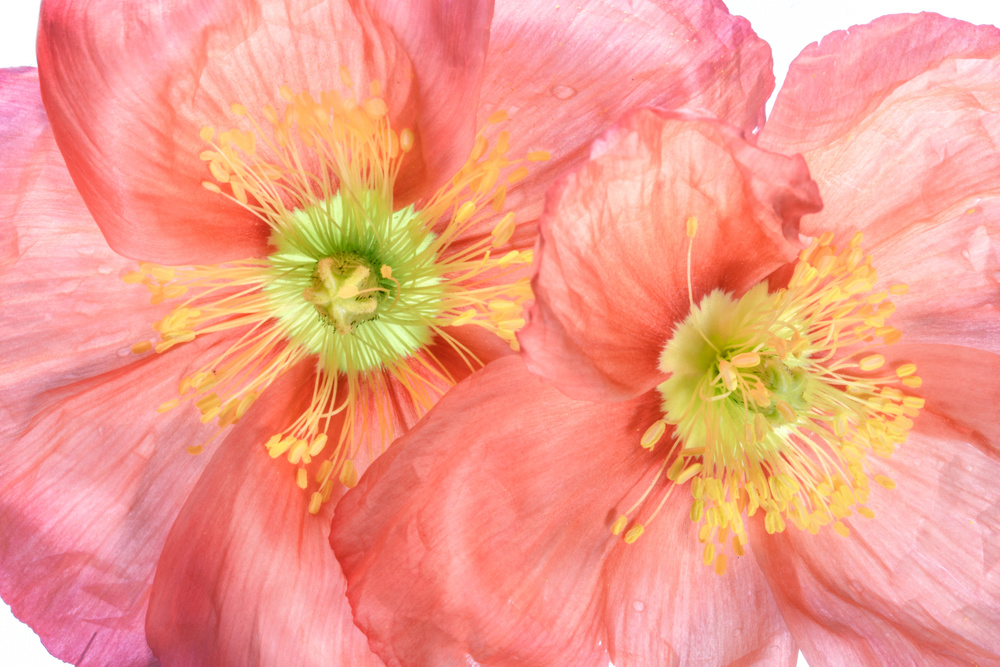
{"left": 758, "top": 13, "right": 1000, "bottom": 249}
{"left": 334, "top": 356, "right": 794, "bottom": 666}
{"left": 146, "top": 364, "right": 382, "bottom": 667}
{"left": 0, "top": 69, "right": 171, "bottom": 409}
{"left": 519, "top": 109, "right": 821, "bottom": 402}
{"left": 459, "top": 0, "right": 776, "bottom": 249}
{"left": 881, "top": 344, "right": 999, "bottom": 460}
{"left": 37, "top": 0, "right": 492, "bottom": 264}
{"left": 751, "top": 409, "right": 1000, "bottom": 666}
{"left": 1, "top": 66, "right": 221, "bottom": 665}
{"left": 602, "top": 483, "right": 795, "bottom": 666}
{"left": 334, "top": 357, "right": 646, "bottom": 666}
{"left": 871, "top": 200, "right": 1000, "bottom": 355}
{"left": 0, "top": 338, "right": 225, "bottom": 665}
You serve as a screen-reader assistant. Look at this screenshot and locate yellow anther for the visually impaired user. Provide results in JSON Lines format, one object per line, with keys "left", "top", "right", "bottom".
{"left": 675, "top": 463, "right": 703, "bottom": 485}
{"left": 874, "top": 474, "right": 896, "bottom": 490}
{"left": 507, "top": 166, "right": 529, "bottom": 183}
{"left": 157, "top": 398, "right": 180, "bottom": 413}
{"left": 859, "top": 354, "right": 885, "bottom": 371}
{"left": 488, "top": 110, "right": 508, "bottom": 124}
{"left": 308, "top": 434, "right": 328, "bottom": 457}
{"left": 527, "top": 150, "right": 551, "bottom": 161}
{"left": 296, "top": 468, "right": 308, "bottom": 489}
{"left": 611, "top": 515, "right": 628, "bottom": 535}
{"left": 400, "top": 128, "right": 414, "bottom": 152}
{"left": 895, "top": 363, "right": 917, "bottom": 378}
{"left": 131, "top": 341, "right": 153, "bottom": 354}
{"left": 337, "top": 66, "right": 353, "bottom": 88}
{"left": 640, "top": 420, "right": 666, "bottom": 450}
{"left": 308, "top": 492, "right": 323, "bottom": 515}
{"left": 776, "top": 400, "right": 796, "bottom": 423}
{"left": 339, "top": 459, "right": 358, "bottom": 488}
{"left": 833, "top": 521, "right": 850, "bottom": 537}
{"left": 730, "top": 352, "right": 760, "bottom": 368}
{"left": 451, "top": 310, "right": 477, "bottom": 326}
{"left": 491, "top": 212, "right": 516, "bottom": 247}
{"left": 686, "top": 216, "right": 698, "bottom": 238}
{"left": 702, "top": 542, "right": 715, "bottom": 566}
{"left": 624, "top": 525, "right": 645, "bottom": 543}
{"left": 455, "top": 201, "right": 477, "bottom": 226}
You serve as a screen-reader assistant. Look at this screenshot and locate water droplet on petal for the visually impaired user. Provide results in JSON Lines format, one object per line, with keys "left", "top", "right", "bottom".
{"left": 549, "top": 84, "right": 577, "bottom": 100}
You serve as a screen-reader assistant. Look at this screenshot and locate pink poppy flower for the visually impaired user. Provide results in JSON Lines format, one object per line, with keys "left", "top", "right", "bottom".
{"left": 0, "top": 0, "right": 773, "bottom": 664}
{"left": 333, "top": 12, "right": 1000, "bottom": 667}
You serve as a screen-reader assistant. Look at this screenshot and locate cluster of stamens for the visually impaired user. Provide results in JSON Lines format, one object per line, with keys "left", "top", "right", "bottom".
{"left": 126, "top": 68, "right": 547, "bottom": 513}
{"left": 612, "top": 222, "right": 923, "bottom": 575}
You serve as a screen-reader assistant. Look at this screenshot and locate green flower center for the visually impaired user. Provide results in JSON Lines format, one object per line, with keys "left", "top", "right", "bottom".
{"left": 264, "top": 192, "right": 444, "bottom": 373}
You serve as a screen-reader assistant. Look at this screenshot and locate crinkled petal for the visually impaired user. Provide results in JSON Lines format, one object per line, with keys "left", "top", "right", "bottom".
{"left": 334, "top": 357, "right": 650, "bottom": 666}
{"left": 459, "top": 0, "right": 776, "bottom": 249}
{"left": 759, "top": 14, "right": 1000, "bottom": 250}
{"left": 881, "top": 344, "right": 999, "bottom": 461}
{"left": 145, "top": 364, "right": 383, "bottom": 667}
{"left": 519, "top": 109, "right": 821, "bottom": 402}
{"left": 37, "top": 0, "right": 492, "bottom": 264}
{"left": 0, "top": 336, "right": 226, "bottom": 666}
{"left": 0, "top": 67, "right": 224, "bottom": 666}
{"left": 603, "top": 484, "right": 795, "bottom": 667}
{"left": 333, "top": 356, "right": 794, "bottom": 666}
{"left": 0, "top": 69, "right": 170, "bottom": 407}
{"left": 752, "top": 408, "right": 1000, "bottom": 666}
{"left": 871, "top": 199, "right": 1000, "bottom": 355}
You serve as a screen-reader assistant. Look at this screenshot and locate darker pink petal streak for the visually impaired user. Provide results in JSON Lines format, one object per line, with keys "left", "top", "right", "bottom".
{"left": 519, "top": 109, "right": 820, "bottom": 402}
{"left": 37, "top": 0, "right": 492, "bottom": 264}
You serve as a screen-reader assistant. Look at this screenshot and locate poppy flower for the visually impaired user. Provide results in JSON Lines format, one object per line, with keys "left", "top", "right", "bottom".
{"left": 333, "top": 12, "right": 1000, "bottom": 667}
{"left": 0, "top": 0, "right": 773, "bottom": 664}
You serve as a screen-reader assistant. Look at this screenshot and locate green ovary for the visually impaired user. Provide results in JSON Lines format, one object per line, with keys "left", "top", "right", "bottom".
{"left": 658, "top": 283, "right": 816, "bottom": 461}
{"left": 264, "top": 190, "right": 445, "bottom": 373}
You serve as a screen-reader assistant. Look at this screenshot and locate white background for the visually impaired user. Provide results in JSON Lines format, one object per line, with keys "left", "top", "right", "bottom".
{"left": 2, "top": 1, "right": 999, "bottom": 665}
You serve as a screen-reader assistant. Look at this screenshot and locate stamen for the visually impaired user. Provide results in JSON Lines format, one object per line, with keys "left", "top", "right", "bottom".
{"left": 611, "top": 230, "right": 921, "bottom": 572}
{"left": 127, "top": 80, "right": 549, "bottom": 512}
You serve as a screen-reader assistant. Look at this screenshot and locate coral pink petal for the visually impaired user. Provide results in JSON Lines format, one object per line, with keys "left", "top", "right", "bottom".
{"left": 519, "top": 109, "right": 821, "bottom": 402}
{"left": 602, "top": 484, "right": 795, "bottom": 666}
{"left": 752, "top": 407, "right": 1000, "bottom": 666}
{"left": 334, "top": 356, "right": 659, "bottom": 666}
{"left": 37, "top": 0, "right": 492, "bottom": 264}
{"left": 1, "top": 332, "right": 229, "bottom": 665}
{"left": 758, "top": 14, "right": 1000, "bottom": 249}
{"left": 881, "top": 344, "right": 1000, "bottom": 459}
{"left": 1, "top": 69, "right": 172, "bottom": 409}
{"left": 871, "top": 199, "right": 1000, "bottom": 355}
{"left": 1, "top": 67, "right": 227, "bottom": 665}
{"left": 146, "top": 365, "right": 382, "bottom": 666}
{"left": 458, "top": 0, "right": 776, "bottom": 248}
{"left": 368, "top": 0, "right": 493, "bottom": 201}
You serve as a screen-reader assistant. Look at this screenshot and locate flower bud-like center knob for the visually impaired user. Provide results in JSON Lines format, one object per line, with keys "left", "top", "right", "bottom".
{"left": 303, "top": 253, "right": 384, "bottom": 334}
